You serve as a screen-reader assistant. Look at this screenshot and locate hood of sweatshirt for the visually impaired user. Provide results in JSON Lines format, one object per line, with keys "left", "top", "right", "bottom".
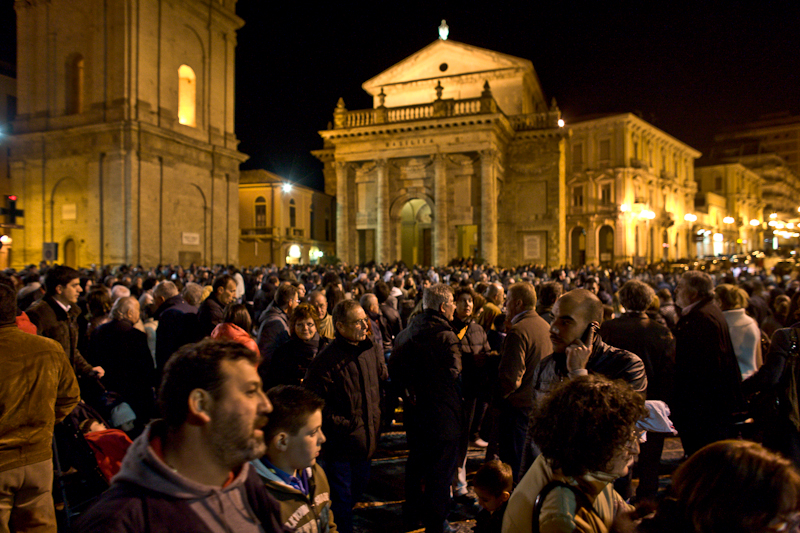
{"left": 113, "top": 421, "right": 264, "bottom": 533}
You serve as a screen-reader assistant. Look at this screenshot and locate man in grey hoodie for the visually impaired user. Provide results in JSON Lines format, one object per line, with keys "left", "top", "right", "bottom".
{"left": 75, "top": 339, "right": 287, "bottom": 533}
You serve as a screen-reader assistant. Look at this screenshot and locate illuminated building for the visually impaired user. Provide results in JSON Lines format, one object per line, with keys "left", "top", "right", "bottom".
{"left": 566, "top": 114, "right": 701, "bottom": 266}
{"left": 313, "top": 35, "right": 567, "bottom": 267}
{"left": 7, "top": 0, "right": 246, "bottom": 268}
{"left": 238, "top": 170, "right": 335, "bottom": 267}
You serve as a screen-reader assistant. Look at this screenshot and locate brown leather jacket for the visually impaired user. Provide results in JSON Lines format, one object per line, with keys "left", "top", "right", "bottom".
{"left": 0, "top": 323, "right": 80, "bottom": 471}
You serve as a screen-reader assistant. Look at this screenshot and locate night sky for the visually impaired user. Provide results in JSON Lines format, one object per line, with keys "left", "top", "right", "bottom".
{"left": 3, "top": 1, "right": 800, "bottom": 191}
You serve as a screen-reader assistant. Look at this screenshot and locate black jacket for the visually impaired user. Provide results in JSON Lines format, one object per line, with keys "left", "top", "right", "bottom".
{"left": 303, "top": 335, "right": 384, "bottom": 461}
{"left": 27, "top": 295, "right": 94, "bottom": 377}
{"left": 196, "top": 295, "right": 225, "bottom": 337}
{"left": 391, "top": 309, "right": 463, "bottom": 438}
{"left": 532, "top": 336, "right": 648, "bottom": 406}
{"left": 264, "top": 334, "right": 330, "bottom": 389}
{"left": 599, "top": 312, "right": 675, "bottom": 402}
{"left": 88, "top": 319, "right": 157, "bottom": 423}
{"left": 673, "top": 297, "right": 745, "bottom": 427}
{"left": 153, "top": 295, "right": 198, "bottom": 374}
{"left": 452, "top": 316, "right": 491, "bottom": 399}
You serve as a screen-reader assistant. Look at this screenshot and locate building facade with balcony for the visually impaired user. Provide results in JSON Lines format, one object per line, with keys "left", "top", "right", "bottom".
{"left": 566, "top": 113, "right": 701, "bottom": 267}
{"left": 239, "top": 170, "right": 335, "bottom": 267}
{"left": 313, "top": 37, "right": 568, "bottom": 267}
{"left": 694, "top": 162, "right": 764, "bottom": 255}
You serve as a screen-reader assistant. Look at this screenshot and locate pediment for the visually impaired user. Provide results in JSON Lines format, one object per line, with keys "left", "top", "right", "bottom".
{"left": 363, "top": 39, "right": 534, "bottom": 95}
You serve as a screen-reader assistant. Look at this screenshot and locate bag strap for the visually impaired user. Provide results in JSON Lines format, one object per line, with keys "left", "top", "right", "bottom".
{"left": 532, "top": 480, "right": 601, "bottom": 533}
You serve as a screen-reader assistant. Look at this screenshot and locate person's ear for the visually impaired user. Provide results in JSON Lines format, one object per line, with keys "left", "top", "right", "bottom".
{"left": 55, "top": 284, "right": 64, "bottom": 296}
{"left": 187, "top": 389, "right": 212, "bottom": 424}
{"left": 274, "top": 431, "right": 289, "bottom": 452}
{"left": 501, "top": 491, "right": 510, "bottom": 503}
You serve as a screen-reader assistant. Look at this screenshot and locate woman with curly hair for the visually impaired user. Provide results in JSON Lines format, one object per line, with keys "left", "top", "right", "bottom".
{"left": 502, "top": 375, "right": 648, "bottom": 533}
{"left": 638, "top": 440, "right": 800, "bottom": 533}
{"left": 263, "top": 303, "right": 330, "bottom": 389}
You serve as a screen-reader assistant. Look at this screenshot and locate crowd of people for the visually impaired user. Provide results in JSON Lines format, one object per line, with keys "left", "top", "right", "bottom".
{"left": 2, "top": 256, "right": 800, "bottom": 533}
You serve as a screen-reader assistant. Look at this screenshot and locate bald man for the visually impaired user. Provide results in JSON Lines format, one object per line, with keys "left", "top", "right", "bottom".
{"left": 521, "top": 289, "right": 647, "bottom": 477}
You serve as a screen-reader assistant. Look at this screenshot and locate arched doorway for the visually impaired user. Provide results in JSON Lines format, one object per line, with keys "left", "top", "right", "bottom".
{"left": 598, "top": 225, "right": 614, "bottom": 267}
{"left": 571, "top": 226, "right": 586, "bottom": 267}
{"left": 400, "top": 199, "right": 432, "bottom": 266}
{"left": 64, "top": 238, "right": 77, "bottom": 268}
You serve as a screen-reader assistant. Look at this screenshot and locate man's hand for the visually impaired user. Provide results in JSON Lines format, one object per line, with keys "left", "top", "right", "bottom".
{"left": 92, "top": 366, "right": 105, "bottom": 378}
{"left": 565, "top": 340, "right": 591, "bottom": 372}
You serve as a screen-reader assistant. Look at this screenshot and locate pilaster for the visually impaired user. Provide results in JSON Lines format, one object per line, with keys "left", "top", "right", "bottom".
{"left": 335, "top": 161, "right": 352, "bottom": 264}
{"left": 433, "top": 154, "right": 448, "bottom": 266}
{"left": 375, "top": 159, "right": 390, "bottom": 264}
{"left": 480, "top": 149, "right": 498, "bottom": 265}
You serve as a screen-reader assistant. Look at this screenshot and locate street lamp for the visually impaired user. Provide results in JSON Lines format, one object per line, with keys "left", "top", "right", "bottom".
{"left": 684, "top": 213, "right": 697, "bottom": 222}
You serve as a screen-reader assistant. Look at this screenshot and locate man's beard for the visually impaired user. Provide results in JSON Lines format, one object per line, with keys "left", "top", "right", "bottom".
{"left": 209, "top": 412, "right": 267, "bottom": 470}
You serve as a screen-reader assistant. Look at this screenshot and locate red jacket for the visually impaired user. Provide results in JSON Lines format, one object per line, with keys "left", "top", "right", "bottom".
{"left": 210, "top": 323, "right": 259, "bottom": 355}
{"left": 15, "top": 311, "right": 37, "bottom": 334}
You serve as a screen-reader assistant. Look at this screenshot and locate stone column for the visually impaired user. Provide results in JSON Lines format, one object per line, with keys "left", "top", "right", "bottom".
{"left": 480, "top": 149, "right": 498, "bottom": 265}
{"left": 434, "top": 154, "right": 449, "bottom": 266}
{"left": 335, "top": 161, "right": 351, "bottom": 264}
{"left": 375, "top": 159, "right": 390, "bottom": 265}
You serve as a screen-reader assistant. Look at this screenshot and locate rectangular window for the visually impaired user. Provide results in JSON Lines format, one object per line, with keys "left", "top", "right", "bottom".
{"left": 599, "top": 139, "right": 611, "bottom": 162}
{"left": 572, "top": 143, "right": 583, "bottom": 170}
{"left": 572, "top": 185, "right": 584, "bottom": 207}
{"left": 601, "top": 184, "right": 612, "bottom": 205}
{"left": 255, "top": 205, "right": 266, "bottom": 227}
{"left": 715, "top": 176, "right": 723, "bottom": 191}
{"left": 6, "top": 96, "right": 16, "bottom": 122}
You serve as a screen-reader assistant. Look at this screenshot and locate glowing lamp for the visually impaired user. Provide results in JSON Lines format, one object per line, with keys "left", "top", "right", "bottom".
{"left": 557, "top": 119, "right": 565, "bottom": 128}
{"left": 750, "top": 219, "right": 760, "bottom": 226}
{"left": 282, "top": 183, "right": 293, "bottom": 193}
{"left": 684, "top": 213, "right": 697, "bottom": 222}
{"left": 723, "top": 216, "right": 734, "bottom": 224}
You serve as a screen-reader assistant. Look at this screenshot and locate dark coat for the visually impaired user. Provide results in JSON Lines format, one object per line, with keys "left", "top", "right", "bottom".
{"left": 153, "top": 295, "right": 198, "bottom": 374}
{"left": 673, "top": 297, "right": 745, "bottom": 450}
{"left": 257, "top": 305, "right": 291, "bottom": 366}
{"left": 264, "top": 334, "right": 330, "bottom": 389}
{"left": 379, "top": 302, "right": 403, "bottom": 340}
{"left": 303, "top": 335, "right": 384, "bottom": 461}
{"left": 26, "top": 295, "right": 95, "bottom": 377}
{"left": 599, "top": 311, "right": 675, "bottom": 402}
{"left": 497, "top": 310, "right": 553, "bottom": 413}
{"left": 391, "top": 309, "right": 463, "bottom": 438}
{"left": 89, "top": 319, "right": 157, "bottom": 423}
{"left": 452, "top": 316, "right": 491, "bottom": 399}
{"left": 196, "top": 295, "right": 225, "bottom": 337}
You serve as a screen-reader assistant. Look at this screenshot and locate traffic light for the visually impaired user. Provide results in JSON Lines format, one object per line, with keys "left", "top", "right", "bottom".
{"left": 1, "top": 195, "right": 23, "bottom": 226}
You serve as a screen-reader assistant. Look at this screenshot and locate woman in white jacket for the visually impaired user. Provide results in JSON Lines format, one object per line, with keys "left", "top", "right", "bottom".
{"left": 714, "top": 284, "right": 762, "bottom": 379}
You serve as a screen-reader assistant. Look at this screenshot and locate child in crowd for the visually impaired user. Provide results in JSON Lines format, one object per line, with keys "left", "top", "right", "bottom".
{"left": 251, "top": 385, "right": 336, "bottom": 533}
{"left": 472, "top": 459, "right": 512, "bottom": 533}
{"left": 79, "top": 418, "right": 133, "bottom": 482}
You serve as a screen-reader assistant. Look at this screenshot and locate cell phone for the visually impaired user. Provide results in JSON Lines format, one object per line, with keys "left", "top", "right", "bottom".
{"left": 581, "top": 322, "right": 598, "bottom": 346}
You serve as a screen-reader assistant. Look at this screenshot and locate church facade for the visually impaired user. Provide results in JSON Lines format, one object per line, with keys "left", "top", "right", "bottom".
{"left": 313, "top": 38, "right": 568, "bottom": 268}
{"left": 7, "top": 0, "right": 246, "bottom": 269}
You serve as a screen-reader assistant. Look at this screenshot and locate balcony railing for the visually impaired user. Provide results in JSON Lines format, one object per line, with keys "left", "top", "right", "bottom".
{"left": 241, "top": 227, "right": 273, "bottom": 236}
{"left": 332, "top": 86, "right": 561, "bottom": 132}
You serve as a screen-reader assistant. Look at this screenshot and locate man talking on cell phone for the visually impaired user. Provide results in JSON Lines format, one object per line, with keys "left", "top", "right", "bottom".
{"left": 519, "top": 289, "right": 648, "bottom": 478}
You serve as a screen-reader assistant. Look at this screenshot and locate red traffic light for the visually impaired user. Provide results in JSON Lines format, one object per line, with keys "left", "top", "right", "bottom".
{"left": 7, "top": 195, "right": 16, "bottom": 201}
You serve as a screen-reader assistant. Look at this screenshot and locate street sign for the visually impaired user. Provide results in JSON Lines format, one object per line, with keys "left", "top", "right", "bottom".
{"left": 42, "top": 242, "right": 58, "bottom": 262}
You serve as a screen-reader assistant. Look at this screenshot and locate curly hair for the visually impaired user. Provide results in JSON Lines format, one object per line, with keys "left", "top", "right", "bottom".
{"left": 531, "top": 374, "right": 647, "bottom": 477}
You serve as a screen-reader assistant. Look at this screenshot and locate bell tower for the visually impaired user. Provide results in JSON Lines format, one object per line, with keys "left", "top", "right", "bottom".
{"left": 9, "top": 0, "right": 247, "bottom": 267}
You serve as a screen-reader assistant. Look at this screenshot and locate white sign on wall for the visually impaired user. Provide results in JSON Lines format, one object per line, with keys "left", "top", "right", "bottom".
{"left": 182, "top": 232, "right": 200, "bottom": 245}
{"left": 62, "top": 204, "right": 77, "bottom": 221}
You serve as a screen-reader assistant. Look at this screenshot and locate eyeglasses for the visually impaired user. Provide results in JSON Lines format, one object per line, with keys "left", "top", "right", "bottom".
{"left": 346, "top": 318, "right": 370, "bottom": 327}
{"left": 770, "top": 513, "right": 800, "bottom": 532}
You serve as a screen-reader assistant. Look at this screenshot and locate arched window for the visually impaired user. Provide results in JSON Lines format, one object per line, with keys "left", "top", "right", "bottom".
{"left": 178, "top": 65, "right": 196, "bottom": 127}
{"left": 255, "top": 196, "right": 266, "bottom": 228}
{"left": 66, "top": 54, "right": 84, "bottom": 115}
{"left": 289, "top": 199, "right": 296, "bottom": 228}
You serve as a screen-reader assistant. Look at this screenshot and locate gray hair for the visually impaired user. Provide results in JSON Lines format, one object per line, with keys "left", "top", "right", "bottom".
{"left": 182, "top": 282, "right": 203, "bottom": 307}
{"left": 423, "top": 283, "right": 453, "bottom": 311}
{"left": 111, "top": 296, "right": 138, "bottom": 321}
{"left": 153, "top": 280, "right": 179, "bottom": 300}
{"left": 681, "top": 271, "right": 713, "bottom": 300}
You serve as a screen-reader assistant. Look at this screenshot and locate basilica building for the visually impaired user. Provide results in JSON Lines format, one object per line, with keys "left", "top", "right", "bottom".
{"left": 313, "top": 36, "right": 568, "bottom": 268}
{"left": 6, "top": 0, "right": 246, "bottom": 269}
